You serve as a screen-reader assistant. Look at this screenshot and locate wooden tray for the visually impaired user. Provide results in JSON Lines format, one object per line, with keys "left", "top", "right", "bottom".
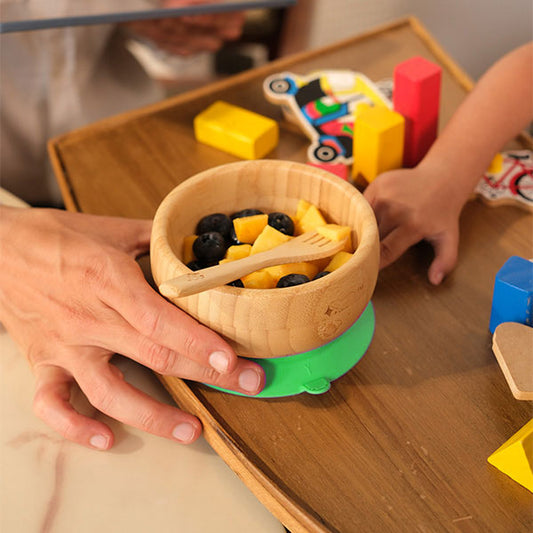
{"left": 49, "top": 17, "right": 533, "bottom": 532}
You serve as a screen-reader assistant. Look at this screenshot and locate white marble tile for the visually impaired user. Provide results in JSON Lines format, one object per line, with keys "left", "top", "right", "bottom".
{"left": 0, "top": 326, "right": 284, "bottom": 533}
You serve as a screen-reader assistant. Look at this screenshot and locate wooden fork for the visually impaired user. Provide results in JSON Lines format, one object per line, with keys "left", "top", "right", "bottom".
{"left": 159, "top": 231, "right": 347, "bottom": 297}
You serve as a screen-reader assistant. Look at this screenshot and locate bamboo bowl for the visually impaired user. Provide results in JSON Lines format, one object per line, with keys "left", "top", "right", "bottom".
{"left": 150, "top": 160, "right": 379, "bottom": 358}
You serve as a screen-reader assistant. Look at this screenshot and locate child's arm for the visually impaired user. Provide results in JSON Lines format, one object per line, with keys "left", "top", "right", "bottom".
{"left": 364, "top": 41, "right": 533, "bottom": 285}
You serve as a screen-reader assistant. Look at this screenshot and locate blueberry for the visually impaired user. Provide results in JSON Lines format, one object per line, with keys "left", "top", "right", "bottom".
{"left": 186, "top": 259, "right": 216, "bottom": 271}
{"left": 196, "top": 213, "right": 232, "bottom": 240}
{"left": 276, "top": 273, "right": 310, "bottom": 288}
{"left": 314, "top": 271, "right": 331, "bottom": 280}
{"left": 227, "top": 279, "right": 244, "bottom": 287}
{"left": 268, "top": 212, "right": 294, "bottom": 236}
{"left": 186, "top": 260, "right": 203, "bottom": 271}
{"left": 187, "top": 259, "right": 206, "bottom": 271}
{"left": 192, "top": 232, "right": 227, "bottom": 263}
{"left": 230, "top": 208, "right": 263, "bottom": 220}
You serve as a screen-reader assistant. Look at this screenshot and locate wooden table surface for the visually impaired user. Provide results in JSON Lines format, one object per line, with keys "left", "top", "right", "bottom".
{"left": 49, "top": 18, "right": 533, "bottom": 533}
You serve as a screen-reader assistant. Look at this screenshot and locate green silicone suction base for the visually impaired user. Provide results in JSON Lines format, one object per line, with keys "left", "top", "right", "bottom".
{"left": 209, "top": 302, "right": 375, "bottom": 398}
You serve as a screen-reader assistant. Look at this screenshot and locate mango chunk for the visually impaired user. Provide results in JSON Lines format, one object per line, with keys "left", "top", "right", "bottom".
{"left": 251, "top": 225, "right": 291, "bottom": 254}
{"left": 296, "top": 204, "right": 327, "bottom": 234}
{"left": 324, "top": 251, "right": 353, "bottom": 272}
{"left": 233, "top": 214, "right": 268, "bottom": 243}
{"left": 263, "top": 262, "right": 319, "bottom": 284}
{"left": 182, "top": 235, "right": 197, "bottom": 264}
{"left": 241, "top": 270, "right": 276, "bottom": 289}
{"left": 316, "top": 224, "right": 353, "bottom": 252}
{"left": 295, "top": 199, "right": 313, "bottom": 220}
{"left": 310, "top": 257, "right": 331, "bottom": 272}
{"left": 224, "top": 244, "right": 252, "bottom": 261}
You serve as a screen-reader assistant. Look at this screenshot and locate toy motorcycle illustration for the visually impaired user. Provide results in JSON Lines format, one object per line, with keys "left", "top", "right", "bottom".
{"left": 263, "top": 70, "right": 392, "bottom": 164}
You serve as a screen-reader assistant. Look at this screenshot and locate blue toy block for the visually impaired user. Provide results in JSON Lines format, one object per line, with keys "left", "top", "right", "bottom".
{"left": 489, "top": 256, "right": 533, "bottom": 333}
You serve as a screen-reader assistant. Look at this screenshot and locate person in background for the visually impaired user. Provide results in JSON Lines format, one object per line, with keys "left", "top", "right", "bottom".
{"left": 364, "top": 41, "right": 533, "bottom": 285}
{"left": 0, "top": 4, "right": 265, "bottom": 452}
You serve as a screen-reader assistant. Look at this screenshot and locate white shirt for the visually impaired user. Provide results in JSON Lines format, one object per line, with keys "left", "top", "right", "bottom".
{"left": 1, "top": 17, "right": 164, "bottom": 205}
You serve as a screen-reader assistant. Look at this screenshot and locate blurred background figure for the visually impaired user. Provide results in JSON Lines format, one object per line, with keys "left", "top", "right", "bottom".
{"left": 0, "top": 5, "right": 247, "bottom": 205}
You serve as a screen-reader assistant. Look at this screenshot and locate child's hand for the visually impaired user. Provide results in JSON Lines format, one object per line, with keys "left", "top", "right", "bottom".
{"left": 363, "top": 166, "right": 463, "bottom": 285}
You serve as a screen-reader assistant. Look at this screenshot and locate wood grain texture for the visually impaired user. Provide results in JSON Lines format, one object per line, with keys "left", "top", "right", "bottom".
{"left": 150, "top": 160, "right": 379, "bottom": 357}
{"left": 49, "top": 18, "right": 533, "bottom": 533}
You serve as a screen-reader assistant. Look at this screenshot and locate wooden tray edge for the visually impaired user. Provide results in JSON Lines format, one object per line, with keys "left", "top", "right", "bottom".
{"left": 158, "top": 375, "right": 331, "bottom": 533}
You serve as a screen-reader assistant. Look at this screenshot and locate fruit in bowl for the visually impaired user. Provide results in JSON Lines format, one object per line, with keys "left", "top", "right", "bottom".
{"left": 150, "top": 160, "right": 379, "bottom": 358}
{"left": 181, "top": 202, "right": 355, "bottom": 289}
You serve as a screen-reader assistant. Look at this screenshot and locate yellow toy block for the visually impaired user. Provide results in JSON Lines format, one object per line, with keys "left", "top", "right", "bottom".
{"left": 487, "top": 152, "right": 504, "bottom": 174}
{"left": 353, "top": 106, "right": 405, "bottom": 183}
{"left": 194, "top": 100, "right": 279, "bottom": 160}
{"left": 487, "top": 419, "right": 533, "bottom": 492}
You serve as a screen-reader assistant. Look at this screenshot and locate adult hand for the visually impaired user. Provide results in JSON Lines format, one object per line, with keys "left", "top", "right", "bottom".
{"left": 123, "top": 1, "right": 245, "bottom": 56}
{"left": 363, "top": 166, "right": 463, "bottom": 285}
{"left": 0, "top": 207, "right": 264, "bottom": 450}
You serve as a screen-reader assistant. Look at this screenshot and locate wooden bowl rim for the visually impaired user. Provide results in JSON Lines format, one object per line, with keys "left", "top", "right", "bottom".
{"left": 152, "top": 159, "right": 378, "bottom": 296}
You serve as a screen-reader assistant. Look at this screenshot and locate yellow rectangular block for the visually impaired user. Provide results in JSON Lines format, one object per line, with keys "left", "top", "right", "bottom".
{"left": 194, "top": 100, "right": 279, "bottom": 160}
{"left": 352, "top": 107, "right": 405, "bottom": 183}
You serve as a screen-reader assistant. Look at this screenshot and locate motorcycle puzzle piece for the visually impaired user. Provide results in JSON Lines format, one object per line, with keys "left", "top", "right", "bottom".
{"left": 475, "top": 150, "right": 533, "bottom": 212}
{"left": 263, "top": 70, "right": 392, "bottom": 165}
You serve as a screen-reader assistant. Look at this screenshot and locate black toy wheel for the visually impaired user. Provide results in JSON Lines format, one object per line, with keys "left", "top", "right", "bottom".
{"left": 313, "top": 144, "right": 338, "bottom": 163}
{"left": 515, "top": 172, "right": 533, "bottom": 201}
{"left": 268, "top": 78, "right": 291, "bottom": 94}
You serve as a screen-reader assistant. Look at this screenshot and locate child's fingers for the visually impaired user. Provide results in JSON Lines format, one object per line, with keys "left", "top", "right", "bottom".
{"left": 428, "top": 228, "right": 459, "bottom": 285}
{"left": 379, "top": 226, "right": 421, "bottom": 269}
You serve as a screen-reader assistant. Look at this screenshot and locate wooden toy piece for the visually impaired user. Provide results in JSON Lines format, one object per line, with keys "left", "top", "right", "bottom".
{"left": 352, "top": 106, "right": 405, "bottom": 183}
{"left": 263, "top": 70, "right": 392, "bottom": 165}
{"left": 487, "top": 419, "right": 533, "bottom": 493}
{"left": 193, "top": 100, "right": 278, "bottom": 160}
{"left": 492, "top": 322, "right": 533, "bottom": 400}
{"left": 393, "top": 56, "right": 442, "bottom": 168}
{"left": 489, "top": 256, "right": 533, "bottom": 334}
{"left": 475, "top": 150, "right": 533, "bottom": 212}
{"left": 307, "top": 161, "right": 349, "bottom": 180}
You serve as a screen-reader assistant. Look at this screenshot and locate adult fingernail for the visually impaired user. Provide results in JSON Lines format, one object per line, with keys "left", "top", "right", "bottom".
{"left": 172, "top": 423, "right": 196, "bottom": 443}
{"left": 209, "top": 351, "right": 230, "bottom": 373}
{"left": 238, "top": 368, "right": 261, "bottom": 393}
{"left": 90, "top": 434, "right": 109, "bottom": 450}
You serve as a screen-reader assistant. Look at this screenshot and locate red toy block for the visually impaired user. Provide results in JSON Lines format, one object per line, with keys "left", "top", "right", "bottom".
{"left": 393, "top": 56, "right": 441, "bottom": 167}
{"left": 307, "top": 161, "right": 349, "bottom": 180}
